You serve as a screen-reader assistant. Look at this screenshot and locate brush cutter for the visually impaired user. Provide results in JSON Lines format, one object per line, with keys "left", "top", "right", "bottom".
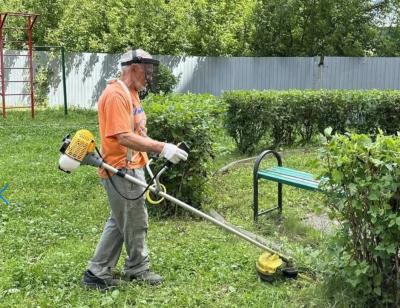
{"left": 58, "top": 129, "right": 299, "bottom": 281}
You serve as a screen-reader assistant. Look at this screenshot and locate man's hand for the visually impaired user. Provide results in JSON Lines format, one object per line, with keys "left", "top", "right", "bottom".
{"left": 160, "top": 143, "right": 188, "bottom": 164}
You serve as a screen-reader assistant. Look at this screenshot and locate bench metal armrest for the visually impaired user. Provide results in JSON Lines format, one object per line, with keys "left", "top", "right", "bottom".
{"left": 253, "top": 150, "right": 282, "bottom": 180}
{"left": 253, "top": 150, "right": 283, "bottom": 222}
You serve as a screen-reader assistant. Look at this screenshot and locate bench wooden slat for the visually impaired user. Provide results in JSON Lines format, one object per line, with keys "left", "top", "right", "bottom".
{"left": 258, "top": 166, "right": 320, "bottom": 191}
{"left": 268, "top": 166, "right": 316, "bottom": 180}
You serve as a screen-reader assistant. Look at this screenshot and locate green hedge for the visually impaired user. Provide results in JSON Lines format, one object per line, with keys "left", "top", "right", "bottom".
{"left": 320, "top": 132, "right": 400, "bottom": 306}
{"left": 223, "top": 90, "right": 400, "bottom": 153}
{"left": 144, "top": 93, "right": 224, "bottom": 215}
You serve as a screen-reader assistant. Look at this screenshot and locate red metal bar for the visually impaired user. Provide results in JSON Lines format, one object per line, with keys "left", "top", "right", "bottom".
{"left": 4, "top": 80, "right": 29, "bottom": 83}
{"left": 3, "top": 12, "right": 38, "bottom": 17}
{"left": 3, "top": 27, "right": 29, "bottom": 30}
{"left": 0, "top": 12, "right": 38, "bottom": 118}
{"left": 29, "top": 15, "right": 38, "bottom": 30}
{"left": 0, "top": 14, "right": 7, "bottom": 28}
{"left": 3, "top": 40, "right": 28, "bottom": 44}
{"left": 27, "top": 15, "right": 35, "bottom": 118}
{"left": 5, "top": 106, "right": 32, "bottom": 109}
{"left": 3, "top": 54, "right": 29, "bottom": 56}
{"left": 5, "top": 93, "right": 31, "bottom": 96}
{"left": 0, "top": 15, "right": 5, "bottom": 118}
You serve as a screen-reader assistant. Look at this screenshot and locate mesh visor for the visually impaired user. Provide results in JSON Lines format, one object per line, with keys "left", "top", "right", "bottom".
{"left": 121, "top": 57, "right": 160, "bottom": 93}
{"left": 142, "top": 62, "right": 159, "bottom": 93}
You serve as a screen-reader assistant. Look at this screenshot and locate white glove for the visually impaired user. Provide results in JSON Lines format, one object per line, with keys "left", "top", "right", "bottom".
{"left": 160, "top": 143, "right": 188, "bottom": 164}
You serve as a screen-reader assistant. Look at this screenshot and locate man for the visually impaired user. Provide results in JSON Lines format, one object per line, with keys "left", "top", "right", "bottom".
{"left": 82, "top": 49, "right": 188, "bottom": 290}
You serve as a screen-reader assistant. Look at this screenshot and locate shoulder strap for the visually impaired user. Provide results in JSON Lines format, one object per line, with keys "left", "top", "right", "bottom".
{"left": 117, "top": 80, "right": 134, "bottom": 163}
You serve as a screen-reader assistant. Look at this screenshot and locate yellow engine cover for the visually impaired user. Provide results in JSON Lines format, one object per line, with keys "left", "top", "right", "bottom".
{"left": 256, "top": 252, "right": 283, "bottom": 275}
{"left": 65, "top": 129, "right": 96, "bottom": 162}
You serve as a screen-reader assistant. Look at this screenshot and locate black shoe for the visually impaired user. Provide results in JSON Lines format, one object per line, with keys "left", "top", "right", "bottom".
{"left": 82, "top": 270, "right": 121, "bottom": 290}
{"left": 127, "top": 270, "right": 163, "bottom": 285}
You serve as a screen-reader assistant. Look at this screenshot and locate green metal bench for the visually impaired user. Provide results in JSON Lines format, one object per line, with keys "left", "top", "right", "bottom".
{"left": 253, "top": 150, "right": 322, "bottom": 222}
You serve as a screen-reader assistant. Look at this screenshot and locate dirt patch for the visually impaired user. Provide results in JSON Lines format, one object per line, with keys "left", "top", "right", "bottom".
{"left": 302, "top": 213, "right": 339, "bottom": 233}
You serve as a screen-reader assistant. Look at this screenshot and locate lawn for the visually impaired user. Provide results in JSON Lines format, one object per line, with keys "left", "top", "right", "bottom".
{"left": 0, "top": 109, "right": 345, "bottom": 307}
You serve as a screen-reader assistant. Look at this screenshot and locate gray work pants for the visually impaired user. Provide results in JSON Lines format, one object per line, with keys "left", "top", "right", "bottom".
{"left": 88, "top": 168, "right": 149, "bottom": 279}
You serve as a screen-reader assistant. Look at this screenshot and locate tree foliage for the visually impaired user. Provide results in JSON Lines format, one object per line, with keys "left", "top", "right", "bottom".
{"left": 1, "top": 0, "right": 400, "bottom": 56}
{"left": 0, "top": 0, "right": 254, "bottom": 55}
{"left": 251, "top": 0, "right": 396, "bottom": 56}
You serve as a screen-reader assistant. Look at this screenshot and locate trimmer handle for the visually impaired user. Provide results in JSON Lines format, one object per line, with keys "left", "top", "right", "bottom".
{"left": 165, "top": 142, "right": 190, "bottom": 168}
{"left": 178, "top": 141, "right": 190, "bottom": 154}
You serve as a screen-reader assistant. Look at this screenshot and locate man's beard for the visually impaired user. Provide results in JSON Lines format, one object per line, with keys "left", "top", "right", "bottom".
{"left": 138, "top": 88, "right": 149, "bottom": 100}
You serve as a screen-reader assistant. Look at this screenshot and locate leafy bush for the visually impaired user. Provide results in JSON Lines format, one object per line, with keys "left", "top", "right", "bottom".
{"left": 223, "top": 91, "right": 271, "bottom": 154}
{"left": 267, "top": 92, "right": 296, "bottom": 146}
{"left": 144, "top": 93, "right": 224, "bottom": 215}
{"left": 315, "top": 91, "right": 348, "bottom": 134}
{"left": 282, "top": 91, "right": 320, "bottom": 143}
{"left": 369, "top": 93, "right": 400, "bottom": 135}
{"left": 153, "top": 63, "right": 180, "bottom": 94}
{"left": 139, "top": 64, "right": 179, "bottom": 99}
{"left": 223, "top": 90, "right": 400, "bottom": 153}
{"left": 320, "top": 131, "right": 400, "bottom": 307}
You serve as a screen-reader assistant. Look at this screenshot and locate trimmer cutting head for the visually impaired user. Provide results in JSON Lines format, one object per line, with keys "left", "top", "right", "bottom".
{"left": 256, "top": 252, "right": 283, "bottom": 281}
{"left": 256, "top": 252, "right": 298, "bottom": 282}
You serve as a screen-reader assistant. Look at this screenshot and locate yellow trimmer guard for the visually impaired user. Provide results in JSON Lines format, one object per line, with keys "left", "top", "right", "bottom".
{"left": 256, "top": 252, "right": 283, "bottom": 275}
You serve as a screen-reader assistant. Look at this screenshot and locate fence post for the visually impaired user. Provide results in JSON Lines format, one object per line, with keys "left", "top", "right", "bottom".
{"left": 61, "top": 46, "right": 67, "bottom": 115}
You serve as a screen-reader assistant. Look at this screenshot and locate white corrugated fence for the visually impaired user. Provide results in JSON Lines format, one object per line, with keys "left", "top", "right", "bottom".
{"left": 2, "top": 51, "right": 400, "bottom": 109}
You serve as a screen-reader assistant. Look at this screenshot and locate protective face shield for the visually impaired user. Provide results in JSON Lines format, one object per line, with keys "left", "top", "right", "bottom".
{"left": 121, "top": 56, "right": 160, "bottom": 99}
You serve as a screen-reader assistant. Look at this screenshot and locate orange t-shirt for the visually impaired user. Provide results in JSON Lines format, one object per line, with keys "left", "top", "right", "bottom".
{"left": 97, "top": 80, "right": 148, "bottom": 178}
